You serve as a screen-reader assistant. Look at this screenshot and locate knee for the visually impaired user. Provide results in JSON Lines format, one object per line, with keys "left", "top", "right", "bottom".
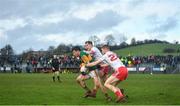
{"left": 77, "top": 76, "right": 84, "bottom": 81}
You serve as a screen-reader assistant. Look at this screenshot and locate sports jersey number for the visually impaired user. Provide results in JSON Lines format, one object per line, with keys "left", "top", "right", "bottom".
{"left": 108, "top": 54, "right": 118, "bottom": 61}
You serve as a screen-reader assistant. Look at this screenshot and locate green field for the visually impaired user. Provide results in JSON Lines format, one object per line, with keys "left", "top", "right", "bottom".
{"left": 0, "top": 73, "right": 180, "bottom": 105}
{"left": 114, "top": 43, "right": 180, "bottom": 56}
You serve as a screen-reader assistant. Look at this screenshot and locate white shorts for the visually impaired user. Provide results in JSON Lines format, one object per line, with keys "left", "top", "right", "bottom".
{"left": 88, "top": 70, "right": 98, "bottom": 78}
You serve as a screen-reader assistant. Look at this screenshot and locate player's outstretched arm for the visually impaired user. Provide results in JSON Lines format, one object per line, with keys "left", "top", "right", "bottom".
{"left": 86, "top": 59, "right": 102, "bottom": 67}
{"left": 100, "top": 63, "right": 109, "bottom": 67}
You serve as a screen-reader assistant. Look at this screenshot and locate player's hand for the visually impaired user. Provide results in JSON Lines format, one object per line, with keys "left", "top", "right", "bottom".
{"left": 84, "top": 64, "right": 88, "bottom": 68}
{"left": 96, "top": 65, "right": 101, "bottom": 69}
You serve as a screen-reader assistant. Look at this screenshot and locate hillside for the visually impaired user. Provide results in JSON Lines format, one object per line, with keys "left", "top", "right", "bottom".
{"left": 114, "top": 43, "right": 180, "bottom": 56}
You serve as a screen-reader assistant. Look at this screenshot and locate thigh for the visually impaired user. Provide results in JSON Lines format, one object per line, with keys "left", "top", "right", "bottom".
{"left": 105, "top": 75, "right": 119, "bottom": 85}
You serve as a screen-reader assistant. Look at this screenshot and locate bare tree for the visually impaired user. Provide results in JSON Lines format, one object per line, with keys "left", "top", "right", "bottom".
{"left": 54, "top": 44, "right": 71, "bottom": 55}
{"left": 118, "top": 33, "right": 127, "bottom": 44}
{"left": 104, "top": 34, "right": 115, "bottom": 45}
{"left": 0, "top": 44, "right": 15, "bottom": 64}
{"left": 88, "top": 35, "right": 100, "bottom": 46}
{"left": 131, "top": 37, "right": 136, "bottom": 45}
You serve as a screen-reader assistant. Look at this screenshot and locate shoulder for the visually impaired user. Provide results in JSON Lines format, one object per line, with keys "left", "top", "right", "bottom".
{"left": 91, "top": 47, "right": 100, "bottom": 53}
{"left": 91, "top": 47, "right": 99, "bottom": 51}
{"left": 80, "top": 51, "right": 88, "bottom": 57}
{"left": 107, "top": 51, "right": 115, "bottom": 55}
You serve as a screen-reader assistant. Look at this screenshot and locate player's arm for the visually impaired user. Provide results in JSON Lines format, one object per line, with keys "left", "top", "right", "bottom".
{"left": 100, "top": 63, "right": 109, "bottom": 67}
{"left": 86, "top": 54, "right": 106, "bottom": 67}
{"left": 86, "top": 59, "right": 102, "bottom": 67}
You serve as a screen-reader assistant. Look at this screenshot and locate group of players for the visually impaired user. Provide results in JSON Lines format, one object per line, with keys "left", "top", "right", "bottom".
{"left": 51, "top": 41, "right": 128, "bottom": 103}
{"left": 72, "top": 41, "right": 128, "bottom": 103}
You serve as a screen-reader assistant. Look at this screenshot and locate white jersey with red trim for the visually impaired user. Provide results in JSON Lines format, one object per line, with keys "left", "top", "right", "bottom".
{"left": 99, "top": 51, "right": 125, "bottom": 70}
{"left": 89, "top": 47, "right": 103, "bottom": 60}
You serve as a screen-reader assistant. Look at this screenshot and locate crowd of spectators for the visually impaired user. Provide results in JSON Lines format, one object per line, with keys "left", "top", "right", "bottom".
{"left": 24, "top": 55, "right": 81, "bottom": 73}
{"left": 1, "top": 54, "right": 180, "bottom": 73}
{"left": 120, "top": 55, "right": 180, "bottom": 68}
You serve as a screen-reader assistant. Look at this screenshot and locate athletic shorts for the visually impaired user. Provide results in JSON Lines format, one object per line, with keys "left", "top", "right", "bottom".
{"left": 100, "top": 66, "right": 109, "bottom": 75}
{"left": 52, "top": 69, "right": 59, "bottom": 72}
{"left": 112, "top": 67, "right": 128, "bottom": 81}
{"left": 89, "top": 70, "right": 98, "bottom": 78}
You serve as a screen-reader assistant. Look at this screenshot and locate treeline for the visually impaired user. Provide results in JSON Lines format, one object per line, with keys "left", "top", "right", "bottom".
{"left": 0, "top": 44, "right": 15, "bottom": 65}
{"left": 110, "top": 38, "right": 180, "bottom": 54}
{"left": 110, "top": 38, "right": 170, "bottom": 51}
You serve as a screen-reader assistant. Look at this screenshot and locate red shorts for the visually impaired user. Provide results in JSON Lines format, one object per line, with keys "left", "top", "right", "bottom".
{"left": 100, "top": 66, "right": 109, "bottom": 75}
{"left": 112, "top": 67, "right": 128, "bottom": 81}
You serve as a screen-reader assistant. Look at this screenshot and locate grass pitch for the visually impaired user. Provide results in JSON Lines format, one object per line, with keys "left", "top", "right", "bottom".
{"left": 0, "top": 73, "right": 180, "bottom": 105}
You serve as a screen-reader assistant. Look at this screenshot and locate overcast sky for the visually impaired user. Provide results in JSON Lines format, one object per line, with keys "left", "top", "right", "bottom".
{"left": 0, "top": 0, "right": 180, "bottom": 54}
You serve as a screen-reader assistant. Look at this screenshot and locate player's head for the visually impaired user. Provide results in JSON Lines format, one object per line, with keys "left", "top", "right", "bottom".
{"left": 84, "top": 41, "right": 93, "bottom": 50}
{"left": 72, "top": 46, "right": 81, "bottom": 57}
{"left": 101, "top": 45, "right": 110, "bottom": 54}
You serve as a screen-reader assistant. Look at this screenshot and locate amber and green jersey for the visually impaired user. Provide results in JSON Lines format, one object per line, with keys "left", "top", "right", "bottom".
{"left": 80, "top": 51, "right": 97, "bottom": 71}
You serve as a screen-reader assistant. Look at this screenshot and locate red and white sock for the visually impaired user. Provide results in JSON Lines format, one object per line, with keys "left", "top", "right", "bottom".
{"left": 115, "top": 89, "right": 123, "bottom": 97}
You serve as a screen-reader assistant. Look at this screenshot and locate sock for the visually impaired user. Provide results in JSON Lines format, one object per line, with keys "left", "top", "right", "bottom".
{"left": 115, "top": 90, "right": 123, "bottom": 97}
{"left": 52, "top": 76, "right": 55, "bottom": 82}
{"left": 57, "top": 76, "right": 60, "bottom": 81}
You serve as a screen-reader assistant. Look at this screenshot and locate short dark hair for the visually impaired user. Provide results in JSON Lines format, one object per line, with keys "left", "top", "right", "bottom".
{"left": 101, "top": 45, "right": 110, "bottom": 50}
{"left": 72, "top": 46, "right": 81, "bottom": 51}
{"left": 85, "top": 41, "right": 93, "bottom": 45}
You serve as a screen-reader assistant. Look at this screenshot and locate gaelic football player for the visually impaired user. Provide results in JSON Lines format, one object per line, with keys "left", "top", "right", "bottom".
{"left": 51, "top": 55, "right": 61, "bottom": 82}
{"left": 86, "top": 45, "right": 128, "bottom": 103}
{"left": 84, "top": 41, "right": 111, "bottom": 100}
{"left": 72, "top": 46, "right": 98, "bottom": 98}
